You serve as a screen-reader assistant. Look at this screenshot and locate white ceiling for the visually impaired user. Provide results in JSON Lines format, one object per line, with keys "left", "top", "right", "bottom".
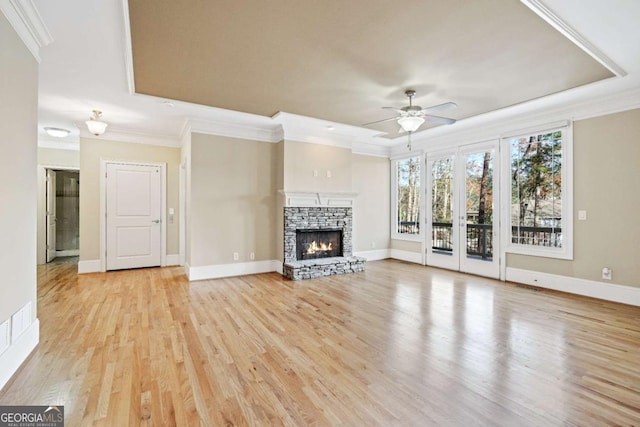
{"left": 32, "top": 0, "right": 640, "bottom": 152}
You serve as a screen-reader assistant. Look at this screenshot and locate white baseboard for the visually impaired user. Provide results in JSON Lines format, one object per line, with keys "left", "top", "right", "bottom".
{"left": 55, "top": 250, "right": 79, "bottom": 257}
{"left": 188, "top": 260, "right": 281, "bottom": 281}
{"left": 389, "top": 249, "right": 424, "bottom": 264}
{"left": 80, "top": 255, "right": 182, "bottom": 273}
{"left": 0, "top": 319, "right": 39, "bottom": 391}
{"left": 165, "top": 254, "right": 180, "bottom": 266}
{"left": 274, "top": 261, "right": 283, "bottom": 275}
{"left": 353, "top": 249, "right": 391, "bottom": 261}
{"left": 184, "top": 262, "right": 191, "bottom": 278}
{"left": 78, "top": 259, "right": 101, "bottom": 274}
{"left": 506, "top": 267, "right": 640, "bottom": 307}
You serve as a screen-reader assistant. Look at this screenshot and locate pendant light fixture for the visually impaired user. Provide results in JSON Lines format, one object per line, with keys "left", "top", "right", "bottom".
{"left": 85, "top": 110, "right": 108, "bottom": 136}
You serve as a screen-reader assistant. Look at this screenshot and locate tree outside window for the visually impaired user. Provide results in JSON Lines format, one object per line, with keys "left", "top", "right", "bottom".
{"left": 510, "top": 130, "right": 562, "bottom": 247}
{"left": 396, "top": 156, "right": 421, "bottom": 235}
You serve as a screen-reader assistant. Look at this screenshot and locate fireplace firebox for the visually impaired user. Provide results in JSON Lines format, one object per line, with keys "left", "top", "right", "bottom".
{"left": 296, "top": 229, "right": 342, "bottom": 260}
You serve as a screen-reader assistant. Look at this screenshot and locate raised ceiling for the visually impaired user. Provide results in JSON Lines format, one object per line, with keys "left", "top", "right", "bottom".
{"left": 128, "top": 0, "right": 613, "bottom": 136}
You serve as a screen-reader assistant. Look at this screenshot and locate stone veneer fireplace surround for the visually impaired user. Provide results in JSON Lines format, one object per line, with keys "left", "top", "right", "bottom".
{"left": 281, "top": 192, "right": 365, "bottom": 280}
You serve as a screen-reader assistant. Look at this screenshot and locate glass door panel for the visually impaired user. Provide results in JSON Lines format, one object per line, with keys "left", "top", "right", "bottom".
{"left": 426, "top": 154, "right": 459, "bottom": 271}
{"left": 460, "top": 147, "right": 499, "bottom": 278}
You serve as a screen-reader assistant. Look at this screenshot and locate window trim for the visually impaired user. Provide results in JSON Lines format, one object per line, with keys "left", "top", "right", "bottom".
{"left": 501, "top": 123, "right": 573, "bottom": 260}
{"left": 391, "top": 153, "right": 425, "bottom": 242}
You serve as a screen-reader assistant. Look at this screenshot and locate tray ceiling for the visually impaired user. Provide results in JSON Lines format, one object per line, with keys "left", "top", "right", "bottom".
{"left": 128, "top": 0, "right": 614, "bottom": 137}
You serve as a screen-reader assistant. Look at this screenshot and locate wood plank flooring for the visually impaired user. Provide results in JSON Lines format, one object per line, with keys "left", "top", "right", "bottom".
{"left": 1, "top": 260, "right": 639, "bottom": 426}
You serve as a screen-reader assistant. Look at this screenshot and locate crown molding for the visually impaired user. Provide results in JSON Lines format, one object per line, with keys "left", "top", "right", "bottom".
{"left": 0, "top": 0, "right": 52, "bottom": 62}
{"left": 272, "top": 111, "right": 389, "bottom": 155}
{"left": 189, "top": 117, "right": 283, "bottom": 143}
{"left": 77, "top": 125, "right": 182, "bottom": 148}
{"left": 520, "top": 0, "right": 626, "bottom": 77}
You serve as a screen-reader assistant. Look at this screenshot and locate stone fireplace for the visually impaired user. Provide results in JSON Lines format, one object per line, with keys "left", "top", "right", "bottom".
{"left": 281, "top": 192, "right": 365, "bottom": 280}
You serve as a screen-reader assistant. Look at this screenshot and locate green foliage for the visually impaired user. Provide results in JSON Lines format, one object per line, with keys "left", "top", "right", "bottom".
{"left": 511, "top": 131, "right": 562, "bottom": 228}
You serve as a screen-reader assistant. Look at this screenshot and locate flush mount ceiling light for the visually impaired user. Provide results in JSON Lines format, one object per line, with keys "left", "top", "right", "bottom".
{"left": 44, "top": 127, "right": 71, "bottom": 138}
{"left": 85, "top": 110, "right": 108, "bottom": 136}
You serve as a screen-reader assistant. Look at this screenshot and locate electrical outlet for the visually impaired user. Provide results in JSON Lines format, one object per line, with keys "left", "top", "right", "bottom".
{"left": 602, "top": 267, "right": 612, "bottom": 280}
{"left": 250, "top": 252, "right": 255, "bottom": 260}
{"left": 233, "top": 252, "right": 239, "bottom": 261}
{"left": 371, "top": 241, "right": 376, "bottom": 249}
{"left": 578, "top": 210, "right": 587, "bottom": 220}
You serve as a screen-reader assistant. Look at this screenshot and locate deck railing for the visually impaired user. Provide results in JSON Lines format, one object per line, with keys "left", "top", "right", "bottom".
{"left": 398, "top": 221, "right": 420, "bottom": 234}
{"left": 430, "top": 223, "right": 562, "bottom": 259}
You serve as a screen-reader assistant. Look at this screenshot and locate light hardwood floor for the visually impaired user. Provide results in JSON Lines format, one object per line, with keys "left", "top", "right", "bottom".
{"left": 1, "top": 260, "right": 639, "bottom": 426}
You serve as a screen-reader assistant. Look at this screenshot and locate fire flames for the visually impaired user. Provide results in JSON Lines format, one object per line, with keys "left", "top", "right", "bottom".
{"left": 306, "top": 240, "right": 333, "bottom": 254}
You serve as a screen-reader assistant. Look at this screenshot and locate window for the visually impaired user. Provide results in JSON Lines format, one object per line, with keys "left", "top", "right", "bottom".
{"left": 504, "top": 124, "right": 572, "bottom": 259}
{"left": 392, "top": 156, "right": 422, "bottom": 239}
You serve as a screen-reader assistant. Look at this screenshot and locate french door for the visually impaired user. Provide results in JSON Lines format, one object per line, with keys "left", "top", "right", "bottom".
{"left": 426, "top": 141, "right": 500, "bottom": 278}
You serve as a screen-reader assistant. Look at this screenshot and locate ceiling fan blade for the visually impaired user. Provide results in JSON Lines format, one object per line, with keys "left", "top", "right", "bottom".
{"left": 425, "top": 114, "right": 456, "bottom": 125}
{"left": 382, "top": 107, "right": 405, "bottom": 114}
{"left": 362, "top": 116, "right": 399, "bottom": 127}
{"left": 424, "top": 101, "right": 457, "bottom": 113}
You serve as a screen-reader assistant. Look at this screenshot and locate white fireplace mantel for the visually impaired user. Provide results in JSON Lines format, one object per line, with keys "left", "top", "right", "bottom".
{"left": 279, "top": 190, "right": 358, "bottom": 208}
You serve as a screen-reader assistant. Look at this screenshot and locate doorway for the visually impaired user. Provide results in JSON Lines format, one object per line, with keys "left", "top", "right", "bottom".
{"left": 425, "top": 141, "right": 500, "bottom": 278}
{"left": 45, "top": 168, "right": 80, "bottom": 264}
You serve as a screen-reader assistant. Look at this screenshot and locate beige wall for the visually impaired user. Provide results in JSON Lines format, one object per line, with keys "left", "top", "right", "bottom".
{"left": 352, "top": 154, "right": 390, "bottom": 252}
{"left": 507, "top": 109, "right": 640, "bottom": 287}
{"left": 274, "top": 141, "right": 285, "bottom": 261}
{"left": 79, "top": 138, "right": 181, "bottom": 261}
{"left": 36, "top": 148, "right": 80, "bottom": 264}
{"left": 391, "top": 239, "right": 422, "bottom": 253}
{"left": 0, "top": 13, "right": 38, "bottom": 324}
{"left": 284, "top": 140, "right": 352, "bottom": 192}
{"left": 38, "top": 147, "right": 80, "bottom": 168}
{"left": 190, "top": 133, "right": 279, "bottom": 266}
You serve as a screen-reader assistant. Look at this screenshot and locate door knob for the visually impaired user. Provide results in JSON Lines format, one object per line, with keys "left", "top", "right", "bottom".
{"left": 152, "top": 219, "right": 161, "bottom": 224}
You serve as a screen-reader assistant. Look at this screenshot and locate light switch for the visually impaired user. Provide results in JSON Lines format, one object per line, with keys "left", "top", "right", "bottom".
{"left": 578, "top": 210, "right": 587, "bottom": 220}
{"left": 169, "top": 208, "right": 174, "bottom": 215}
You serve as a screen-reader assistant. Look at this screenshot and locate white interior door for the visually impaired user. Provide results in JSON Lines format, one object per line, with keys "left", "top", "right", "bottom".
{"left": 106, "top": 163, "right": 162, "bottom": 270}
{"left": 426, "top": 141, "right": 500, "bottom": 278}
{"left": 45, "top": 169, "right": 57, "bottom": 263}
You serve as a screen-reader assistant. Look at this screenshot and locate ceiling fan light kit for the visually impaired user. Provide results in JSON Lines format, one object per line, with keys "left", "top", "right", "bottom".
{"left": 397, "top": 116, "right": 425, "bottom": 133}
{"left": 363, "top": 89, "right": 457, "bottom": 150}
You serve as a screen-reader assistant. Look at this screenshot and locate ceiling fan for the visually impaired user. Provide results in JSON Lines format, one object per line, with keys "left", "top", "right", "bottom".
{"left": 364, "top": 90, "right": 457, "bottom": 149}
